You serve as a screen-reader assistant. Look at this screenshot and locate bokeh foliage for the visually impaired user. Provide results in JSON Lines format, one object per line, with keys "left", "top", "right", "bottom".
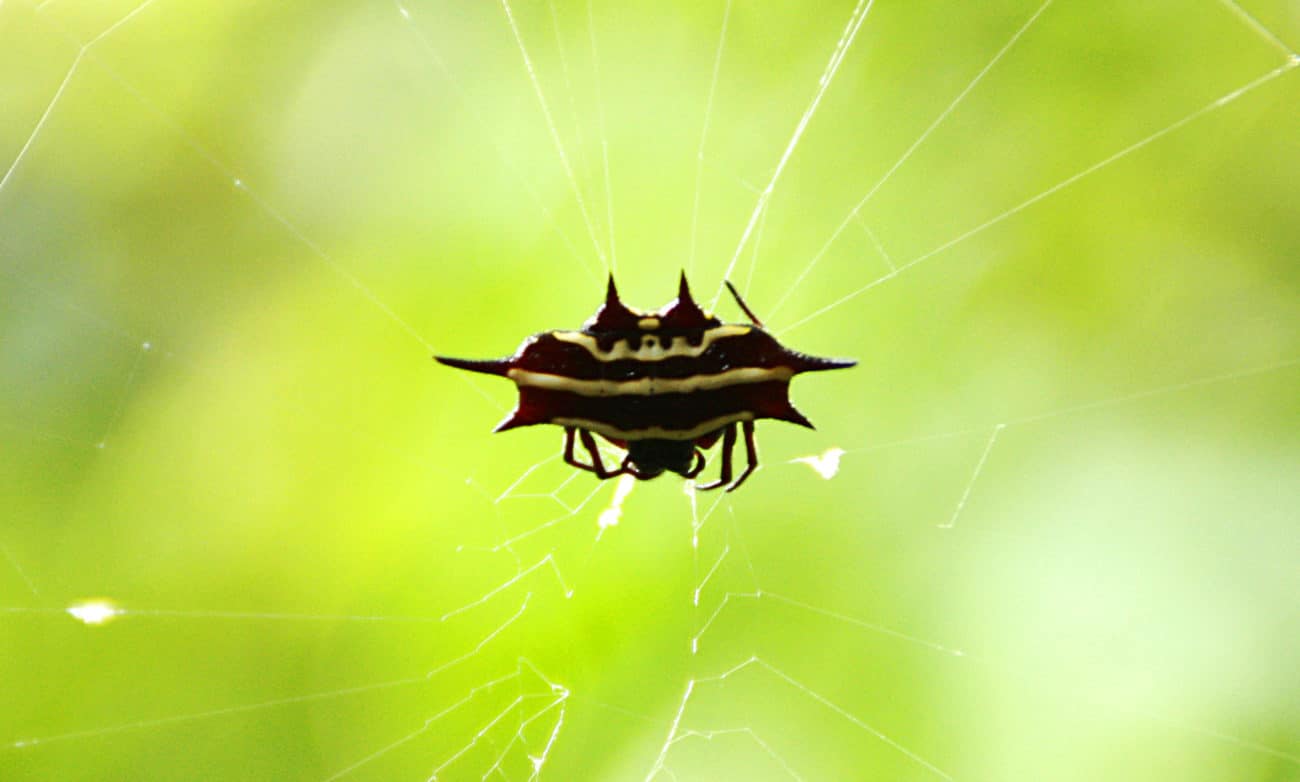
{"left": 2, "top": 0, "right": 1298, "bottom": 779}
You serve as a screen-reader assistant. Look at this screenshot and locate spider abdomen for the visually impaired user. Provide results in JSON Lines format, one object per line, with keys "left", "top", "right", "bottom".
{"left": 508, "top": 380, "right": 797, "bottom": 441}
{"left": 434, "top": 273, "right": 854, "bottom": 491}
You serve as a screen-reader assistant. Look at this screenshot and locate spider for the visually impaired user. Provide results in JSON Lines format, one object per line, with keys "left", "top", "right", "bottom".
{"left": 435, "top": 273, "right": 854, "bottom": 492}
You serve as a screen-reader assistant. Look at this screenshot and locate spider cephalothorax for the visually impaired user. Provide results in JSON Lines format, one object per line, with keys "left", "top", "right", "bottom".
{"left": 435, "top": 273, "right": 854, "bottom": 491}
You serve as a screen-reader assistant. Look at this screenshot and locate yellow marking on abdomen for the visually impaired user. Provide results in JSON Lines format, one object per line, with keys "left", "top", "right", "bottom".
{"left": 551, "top": 325, "right": 750, "bottom": 362}
{"left": 552, "top": 413, "right": 754, "bottom": 441}
{"left": 508, "top": 366, "right": 793, "bottom": 397}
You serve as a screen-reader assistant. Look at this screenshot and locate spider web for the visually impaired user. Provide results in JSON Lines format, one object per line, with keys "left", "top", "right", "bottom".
{"left": 3, "top": 0, "right": 1299, "bottom": 779}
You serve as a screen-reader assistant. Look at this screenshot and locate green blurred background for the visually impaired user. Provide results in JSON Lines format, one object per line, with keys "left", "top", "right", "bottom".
{"left": 2, "top": 0, "right": 1298, "bottom": 779}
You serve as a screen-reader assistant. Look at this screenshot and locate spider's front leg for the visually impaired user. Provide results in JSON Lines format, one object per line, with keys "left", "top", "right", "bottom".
{"left": 683, "top": 448, "right": 707, "bottom": 479}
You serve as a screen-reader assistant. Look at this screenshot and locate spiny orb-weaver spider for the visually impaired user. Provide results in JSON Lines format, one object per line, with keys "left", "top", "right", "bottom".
{"left": 435, "top": 273, "right": 854, "bottom": 492}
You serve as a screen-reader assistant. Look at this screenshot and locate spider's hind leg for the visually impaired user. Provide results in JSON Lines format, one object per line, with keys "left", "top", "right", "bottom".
{"left": 726, "top": 420, "right": 759, "bottom": 492}
{"left": 562, "top": 427, "right": 592, "bottom": 473}
{"left": 564, "top": 427, "right": 626, "bottom": 480}
{"left": 695, "top": 424, "right": 737, "bottom": 491}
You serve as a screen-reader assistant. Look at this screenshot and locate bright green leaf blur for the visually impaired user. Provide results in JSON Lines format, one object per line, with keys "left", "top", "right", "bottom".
{"left": 2, "top": 1, "right": 1298, "bottom": 780}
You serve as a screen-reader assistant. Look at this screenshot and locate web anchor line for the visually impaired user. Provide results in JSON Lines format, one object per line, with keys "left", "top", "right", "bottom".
{"left": 0, "top": 543, "right": 40, "bottom": 598}
{"left": 324, "top": 658, "right": 568, "bottom": 782}
{"left": 1213, "top": 0, "right": 1299, "bottom": 59}
{"left": 776, "top": 58, "right": 1300, "bottom": 336}
{"left": 11, "top": 0, "right": 445, "bottom": 360}
{"left": 440, "top": 555, "right": 573, "bottom": 622}
{"left": 832, "top": 356, "right": 1300, "bottom": 462}
{"left": 97, "top": 341, "right": 153, "bottom": 450}
{"left": 714, "top": 0, "right": 877, "bottom": 307}
{"left": 1, "top": 0, "right": 161, "bottom": 194}
{"left": 586, "top": 0, "right": 618, "bottom": 274}
{"left": 500, "top": 0, "right": 612, "bottom": 272}
{"left": 767, "top": 0, "right": 1056, "bottom": 318}
{"left": 645, "top": 658, "right": 953, "bottom": 781}
{"left": 799, "top": 357, "right": 1300, "bottom": 532}
{"left": 396, "top": 1, "right": 598, "bottom": 283}
{"left": 686, "top": 0, "right": 734, "bottom": 278}
{"left": 941, "top": 423, "right": 1005, "bottom": 530}
{"left": 6, "top": 597, "right": 534, "bottom": 753}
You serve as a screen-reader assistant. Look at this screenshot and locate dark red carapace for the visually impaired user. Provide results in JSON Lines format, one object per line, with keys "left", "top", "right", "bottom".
{"left": 435, "top": 274, "right": 854, "bottom": 491}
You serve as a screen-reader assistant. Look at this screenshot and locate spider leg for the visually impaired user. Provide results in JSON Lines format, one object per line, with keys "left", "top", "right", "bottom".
{"left": 695, "top": 424, "right": 736, "bottom": 491}
{"left": 683, "top": 447, "right": 707, "bottom": 479}
{"left": 724, "top": 280, "right": 764, "bottom": 327}
{"left": 726, "top": 420, "right": 758, "bottom": 492}
{"left": 617, "top": 452, "right": 652, "bottom": 480}
{"left": 563, "top": 427, "right": 598, "bottom": 474}
{"left": 579, "top": 429, "right": 626, "bottom": 480}
{"left": 564, "top": 427, "right": 622, "bottom": 479}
